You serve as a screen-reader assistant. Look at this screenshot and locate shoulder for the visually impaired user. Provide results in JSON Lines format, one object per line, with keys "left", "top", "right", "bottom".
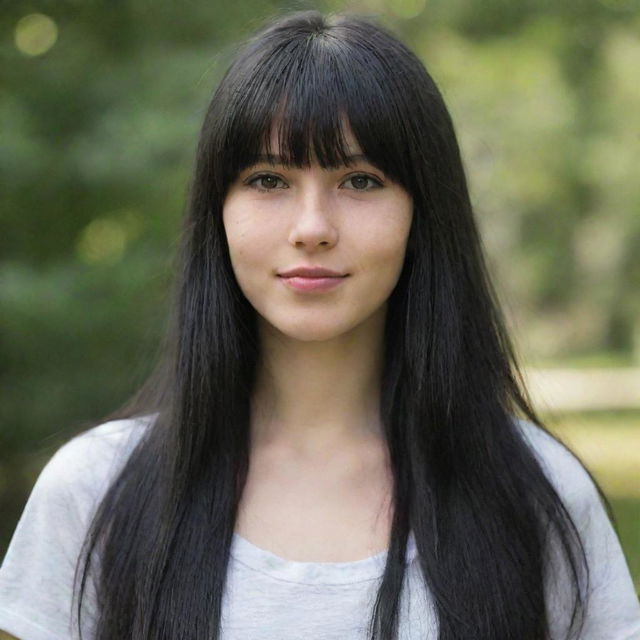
{"left": 511, "top": 416, "right": 601, "bottom": 516}
{"left": 511, "top": 421, "right": 640, "bottom": 635}
{"left": 32, "top": 413, "right": 157, "bottom": 518}
{"left": 48, "top": 413, "right": 155, "bottom": 472}
{"left": 0, "top": 415, "right": 158, "bottom": 638}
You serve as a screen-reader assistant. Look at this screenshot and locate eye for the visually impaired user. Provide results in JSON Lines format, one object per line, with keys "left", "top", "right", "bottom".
{"left": 246, "top": 173, "right": 288, "bottom": 191}
{"left": 341, "top": 173, "right": 383, "bottom": 191}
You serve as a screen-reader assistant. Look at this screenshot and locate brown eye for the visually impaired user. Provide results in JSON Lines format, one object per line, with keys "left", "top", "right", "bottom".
{"left": 343, "top": 174, "right": 383, "bottom": 191}
{"left": 259, "top": 175, "right": 279, "bottom": 189}
{"left": 246, "top": 173, "right": 287, "bottom": 191}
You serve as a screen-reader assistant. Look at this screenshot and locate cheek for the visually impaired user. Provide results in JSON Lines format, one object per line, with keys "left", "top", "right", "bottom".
{"left": 223, "top": 204, "right": 276, "bottom": 275}
{"left": 359, "top": 210, "right": 412, "bottom": 273}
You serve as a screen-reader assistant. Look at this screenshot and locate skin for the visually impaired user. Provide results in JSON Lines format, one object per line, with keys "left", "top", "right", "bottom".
{"left": 222, "top": 128, "right": 413, "bottom": 561}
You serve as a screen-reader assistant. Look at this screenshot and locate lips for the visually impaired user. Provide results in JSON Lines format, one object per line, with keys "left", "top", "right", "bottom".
{"left": 277, "top": 266, "right": 347, "bottom": 278}
{"left": 277, "top": 266, "right": 349, "bottom": 293}
{"left": 279, "top": 275, "right": 347, "bottom": 293}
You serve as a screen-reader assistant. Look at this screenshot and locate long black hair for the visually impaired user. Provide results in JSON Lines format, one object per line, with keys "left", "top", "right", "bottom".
{"left": 76, "top": 10, "right": 599, "bottom": 639}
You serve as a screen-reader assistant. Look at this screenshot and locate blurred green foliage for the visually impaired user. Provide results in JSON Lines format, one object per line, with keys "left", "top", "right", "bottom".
{"left": 1, "top": 0, "right": 638, "bottom": 588}
{"left": 611, "top": 497, "right": 640, "bottom": 591}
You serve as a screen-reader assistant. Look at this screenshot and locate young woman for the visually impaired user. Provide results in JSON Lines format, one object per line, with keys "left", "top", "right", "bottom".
{"left": 0, "top": 10, "right": 638, "bottom": 640}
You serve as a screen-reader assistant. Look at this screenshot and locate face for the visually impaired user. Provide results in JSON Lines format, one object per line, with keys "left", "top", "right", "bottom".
{"left": 222, "top": 129, "right": 413, "bottom": 343}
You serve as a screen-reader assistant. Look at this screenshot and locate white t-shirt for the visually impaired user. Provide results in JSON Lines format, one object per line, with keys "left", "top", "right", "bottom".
{"left": 0, "top": 416, "right": 638, "bottom": 640}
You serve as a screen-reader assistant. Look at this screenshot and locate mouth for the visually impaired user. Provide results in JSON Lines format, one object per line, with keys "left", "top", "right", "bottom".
{"left": 277, "top": 267, "right": 348, "bottom": 278}
{"left": 278, "top": 274, "right": 348, "bottom": 293}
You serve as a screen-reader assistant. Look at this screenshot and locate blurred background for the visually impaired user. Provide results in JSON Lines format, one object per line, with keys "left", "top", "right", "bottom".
{"left": 1, "top": 0, "right": 638, "bottom": 596}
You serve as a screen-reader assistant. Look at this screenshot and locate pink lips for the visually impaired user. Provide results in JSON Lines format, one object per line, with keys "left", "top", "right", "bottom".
{"left": 277, "top": 266, "right": 348, "bottom": 293}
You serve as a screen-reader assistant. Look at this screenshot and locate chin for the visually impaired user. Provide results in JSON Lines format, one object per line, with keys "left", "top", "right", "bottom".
{"left": 262, "top": 315, "right": 358, "bottom": 343}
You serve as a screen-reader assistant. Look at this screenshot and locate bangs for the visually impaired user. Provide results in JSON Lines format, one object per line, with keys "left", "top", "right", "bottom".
{"left": 219, "top": 29, "right": 414, "bottom": 188}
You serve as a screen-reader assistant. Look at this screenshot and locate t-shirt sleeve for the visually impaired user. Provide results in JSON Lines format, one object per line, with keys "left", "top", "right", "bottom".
{"left": 517, "top": 419, "right": 640, "bottom": 639}
{"left": 0, "top": 446, "right": 86, "bottom": 638}
{"left": 573, "top": 478, "right": 640, "bottom": 639}
{"left": 0, "top": 419, "right": 146, "bottom": 640}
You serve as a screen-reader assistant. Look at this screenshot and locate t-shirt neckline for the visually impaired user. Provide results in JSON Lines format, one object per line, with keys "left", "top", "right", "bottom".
{"left": 230, "top": 531, "right": 417, "bottom": 585}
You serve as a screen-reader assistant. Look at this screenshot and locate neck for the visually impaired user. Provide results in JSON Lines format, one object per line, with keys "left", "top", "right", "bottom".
{"left": 250, "top": 307, "right": 387, "bottom": 457}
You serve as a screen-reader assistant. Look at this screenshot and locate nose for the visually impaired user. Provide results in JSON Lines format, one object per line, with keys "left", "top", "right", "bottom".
{"left": 287, "top": 182, "right": 338, "bottom": 250}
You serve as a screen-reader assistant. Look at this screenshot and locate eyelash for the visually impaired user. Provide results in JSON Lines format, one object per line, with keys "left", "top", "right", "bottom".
{"left": 244, "top": 172, "right": 384, "bottom": 192}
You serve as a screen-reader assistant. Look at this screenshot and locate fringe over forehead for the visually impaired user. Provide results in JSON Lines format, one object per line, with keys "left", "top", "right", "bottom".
{"left": 207, "top": 12, "right": 446, "bottom": 194}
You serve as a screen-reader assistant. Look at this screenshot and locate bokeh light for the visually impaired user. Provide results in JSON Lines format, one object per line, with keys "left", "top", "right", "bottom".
{"left": 76, "top": 218, "right": 128, "bottom": 265}
{"left": 14, "top": 13, "right": 58, "bottom": 57}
